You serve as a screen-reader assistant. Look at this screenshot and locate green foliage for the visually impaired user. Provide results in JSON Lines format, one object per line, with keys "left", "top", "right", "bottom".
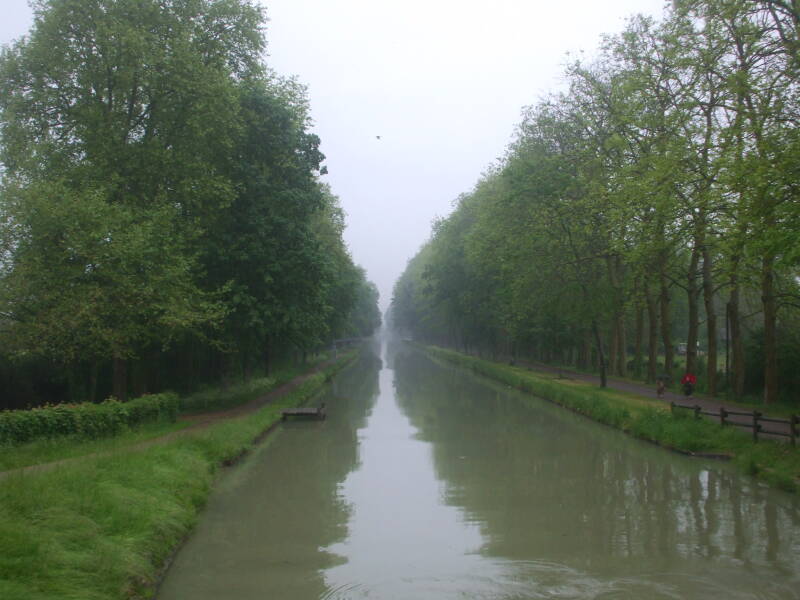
{"left": 0, "top": 350, "right": 356, "bottom": 471}
{"left": 0, "top": 420, "right": 189, "bottom": 472}
{"left": 391, "top": 0, "right": 800, "bottom": 403}
{"left": 0, "top": 0, "right": 380, "bottom": 407}
{"left": 0, "top": 393, "right": 179, "bottom": 445}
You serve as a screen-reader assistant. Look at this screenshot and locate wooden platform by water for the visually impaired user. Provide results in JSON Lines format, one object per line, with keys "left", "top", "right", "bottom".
{"left": 282, "top": 404, "right": 326, "bottom": 420}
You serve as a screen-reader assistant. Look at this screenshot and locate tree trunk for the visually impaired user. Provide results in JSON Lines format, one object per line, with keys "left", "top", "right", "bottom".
{"left": 646, "top": 290, "right": 659, "bottom": 384}
{"left": 686, "top": 244, "right": 700, "bottom": 376}
{"left": 762, "top": 253, "right": 779, "bottom": 404}
{"left": 592, "top": 319, "right": 607, "bottom": 388}
{"left": 617, "top": 314, "right": 627, "bottom": 377}
{"left": 583, "top": 330, "right": 592, "bottom": 370}
{"left": 88, "top": 361, "right": 99, "bottom": 403}
{"left": 263, "top": 339, "right": 271, "bottom": 376}
{"left": 113, "top": 355, "right": 128, "bottom": 402}
{"left": 130, "top": 358, "right": 147, "bottom": 398}
{"left": 608, "top": 327, "right": 618, "bottom": 379}
{"left": 659, "top": 259, "right": 674, "bottom": 378}
{"left": 728, "top": 278, "right": 745, "bottom": 400}
{"left": 633, "top": 303, "right": 644, "bottom": 378}
{"left": 606, "top": 255, "right": 626, "bottom": 378}
{"left": 702, "top": 245, "right": 717, "bottom": 395}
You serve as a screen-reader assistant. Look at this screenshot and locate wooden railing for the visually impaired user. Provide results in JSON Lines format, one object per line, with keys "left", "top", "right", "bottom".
{"left": 670, "top": 402, "right": 799, "bottom": 446}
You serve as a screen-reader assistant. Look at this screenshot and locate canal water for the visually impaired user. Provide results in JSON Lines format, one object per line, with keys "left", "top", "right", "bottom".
{"left": 158, "top": 339, "right": 800, "bottom": 599}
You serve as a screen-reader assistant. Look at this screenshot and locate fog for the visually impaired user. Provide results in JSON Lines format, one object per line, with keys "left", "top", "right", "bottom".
{"left": 1, "top": 0, "right": 669, "bottom": 310}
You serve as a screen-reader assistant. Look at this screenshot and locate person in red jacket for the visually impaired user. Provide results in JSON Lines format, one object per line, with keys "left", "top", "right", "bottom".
{"left": 681, "top": 372, "right": 697, "bottom": 398}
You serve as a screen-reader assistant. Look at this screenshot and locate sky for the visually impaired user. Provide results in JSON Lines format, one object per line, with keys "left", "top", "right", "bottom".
{"left": 0, "top": 0, "right": 669, "bottom": 311}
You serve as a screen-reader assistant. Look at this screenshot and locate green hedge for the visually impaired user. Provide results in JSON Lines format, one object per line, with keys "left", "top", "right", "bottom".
{"left": 0, "top": 393, "right": 180, "bottom": 445}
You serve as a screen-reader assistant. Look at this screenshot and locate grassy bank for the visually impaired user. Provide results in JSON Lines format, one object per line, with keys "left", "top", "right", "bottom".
{"left": 425, "top": 345, "right": 800, "bottom": 494}
{"left": 0, "top": 354, "right": 336, "bottom": 472}
{"left": 179, "top": 352, "right": 335, "bottom": 414}
{"left": 0, "top": 351, "right": 356, "bottom": 600}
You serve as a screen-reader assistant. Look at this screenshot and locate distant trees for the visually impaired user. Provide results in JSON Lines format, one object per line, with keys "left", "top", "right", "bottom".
{"left": 0, "top": 0, "right": 379, "bottom": 407}
{"left": 391, "top": 0, "right": 800, "bottom": 403}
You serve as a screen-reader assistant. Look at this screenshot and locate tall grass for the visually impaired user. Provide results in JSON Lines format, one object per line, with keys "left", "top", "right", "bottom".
{"left": 0, "top": 420, "right": 190, "bottom": 472}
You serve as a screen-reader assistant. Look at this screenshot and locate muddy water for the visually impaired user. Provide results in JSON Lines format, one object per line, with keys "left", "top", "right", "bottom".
{"left": 158, "top": 340, "right": 800, "bottom": 599}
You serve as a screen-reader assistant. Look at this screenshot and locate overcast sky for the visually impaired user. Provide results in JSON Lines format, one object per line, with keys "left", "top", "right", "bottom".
{"left": 1, "top": 0, "right": 669, "bottom": 311}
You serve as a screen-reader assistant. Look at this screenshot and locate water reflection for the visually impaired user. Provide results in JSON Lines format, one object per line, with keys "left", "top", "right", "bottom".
{"left": 159, "top": 341, "right": 800, "bottom": 600}
{"left": 157, "top": 350, "right": 381, "bottom": 600}
{"left": 391, "top": 345, "right": 800, "bottom": 598}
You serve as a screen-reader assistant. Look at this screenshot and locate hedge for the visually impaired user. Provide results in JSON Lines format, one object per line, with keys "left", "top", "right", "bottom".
{"left": 0, "top": 393, "right": 180, "bottom": 445}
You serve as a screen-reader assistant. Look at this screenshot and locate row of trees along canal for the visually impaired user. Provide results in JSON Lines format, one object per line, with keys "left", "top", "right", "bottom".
{"left": 0, "top": 0, "right": 381, "bottom": 410}
{"left": 391, "top": 0, "right": 800, "bottom": 405}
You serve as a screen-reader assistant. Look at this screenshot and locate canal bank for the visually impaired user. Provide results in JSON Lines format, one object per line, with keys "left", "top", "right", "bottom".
{"left": 157, "top": 340, "right": 800, "bottom": 599}
{"left": 424, "top": 344, "right": 800, "bottom": 494}
{"left": 0, "top": 350, "right": 358, "bottom": 600}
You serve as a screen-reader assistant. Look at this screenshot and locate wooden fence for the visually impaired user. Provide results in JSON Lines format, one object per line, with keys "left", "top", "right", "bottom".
{"left": 670, "top": 401, "right": 799, "bottom": 446}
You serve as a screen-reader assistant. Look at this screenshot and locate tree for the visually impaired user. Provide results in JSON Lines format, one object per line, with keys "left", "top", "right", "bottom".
{"left": 0, "top": 0, "right": 266, "bottom": 397}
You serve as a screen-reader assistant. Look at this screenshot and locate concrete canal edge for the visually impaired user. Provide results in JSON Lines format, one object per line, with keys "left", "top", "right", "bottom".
{"left": 146, "top": 350, "right": 359, "bottom": 600}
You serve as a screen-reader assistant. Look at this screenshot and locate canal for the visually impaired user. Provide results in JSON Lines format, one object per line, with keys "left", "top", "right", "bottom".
{"left": 158, "top": 339, "right": 800, "bottom": 599}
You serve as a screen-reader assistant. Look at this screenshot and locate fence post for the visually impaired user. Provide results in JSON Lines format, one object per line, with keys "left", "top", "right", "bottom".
{"left": 753, "top": 410, "right": 761, "bottom": 442}
{"left": 791, "top": 415, "right": 798, "bottom": 448}
{"left": 694, "top": 405, "right": 701, "bottom": 420}
{"left": 719, "top": 406, "right": 727, "bottom": 427}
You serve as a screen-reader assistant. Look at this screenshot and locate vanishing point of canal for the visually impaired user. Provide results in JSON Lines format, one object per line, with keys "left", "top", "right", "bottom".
{"left": 159, "top": 339, "right": 800, "bottom": 599}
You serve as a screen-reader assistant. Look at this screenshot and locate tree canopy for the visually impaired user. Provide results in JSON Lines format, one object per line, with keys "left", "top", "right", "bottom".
{"left": 391, "top": 0, "right": 800, "bottom": 403}
{"left": 0, "top": 0, "right": 380, "bottom": 407}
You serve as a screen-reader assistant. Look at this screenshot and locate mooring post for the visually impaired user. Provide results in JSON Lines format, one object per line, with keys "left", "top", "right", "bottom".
{"left": 752, "top": 410, "right": 761, "bottom": 442}
{"left": 694, "top": 405, "right": 701, "bottom": 420}
{"left": 670, "top": 401, "right": 675, "bottom": 415}
{"left": 719, "top": 406, "right": 727, "bottom": 427}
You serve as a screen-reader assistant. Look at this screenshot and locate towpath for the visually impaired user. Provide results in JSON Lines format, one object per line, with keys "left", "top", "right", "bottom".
{"left": 518, "top": 359, "right": 794, "bottom": 441}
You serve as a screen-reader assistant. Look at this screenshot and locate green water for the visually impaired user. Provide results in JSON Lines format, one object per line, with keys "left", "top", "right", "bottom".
{"left": 158, "top": 340, "right": 800, "bottom": 599}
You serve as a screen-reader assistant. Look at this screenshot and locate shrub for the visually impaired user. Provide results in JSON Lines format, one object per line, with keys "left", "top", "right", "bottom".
{"left": 0, "top": 393, "right": 179, "bottom": 445}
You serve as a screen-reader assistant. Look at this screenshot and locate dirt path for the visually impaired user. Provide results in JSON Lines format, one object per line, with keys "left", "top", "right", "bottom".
{"left": 0, "top": 358, "right": 338, "bottom": 479}
{"left": 518, "top": 359, "right": 794, "bottom": 441}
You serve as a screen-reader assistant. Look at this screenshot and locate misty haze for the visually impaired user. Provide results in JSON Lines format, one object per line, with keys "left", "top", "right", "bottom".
{"left": 1, "top": 1, "right": 799, "bottom": 600}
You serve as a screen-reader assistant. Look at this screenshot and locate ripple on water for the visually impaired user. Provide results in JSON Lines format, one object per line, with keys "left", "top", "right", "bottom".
{"left": 321, "top": 559, "right": 800, "bottom": 600}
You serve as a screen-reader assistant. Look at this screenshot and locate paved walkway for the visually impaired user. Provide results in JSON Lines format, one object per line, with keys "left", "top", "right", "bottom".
{"left": 519, "top": 360, "right": 795, "bottom": 442}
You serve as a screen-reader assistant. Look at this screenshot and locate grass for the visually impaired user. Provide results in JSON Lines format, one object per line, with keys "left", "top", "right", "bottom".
{"left": 0, "top": 351, "right": 357, "bottom": 600}
{"left": 425, "top": 344, "right": 800, "bottom": 494}
{"left": 539, "top": 353, "right": 800, "bottom": 418}
{"left": 0, "top": 353, "right": 337, "bottom": 472}
{"left": 179, "top": 352, "right": 333, "bottom": 414}
{"left": 0, "top": 420, "right": 190, "bottom": 472}
{"left": 718, "top": 395, "right": 800, "bottom": 419}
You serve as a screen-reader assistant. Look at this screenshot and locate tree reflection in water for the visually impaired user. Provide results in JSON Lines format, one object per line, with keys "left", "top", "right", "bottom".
{"left": 392, "top": 345, "right": 800, "bottom": 587}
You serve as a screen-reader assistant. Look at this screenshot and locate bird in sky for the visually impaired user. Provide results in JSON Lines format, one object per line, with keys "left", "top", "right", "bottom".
{"left": 376, "top": 135, "right": 381, "bottom": 140}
